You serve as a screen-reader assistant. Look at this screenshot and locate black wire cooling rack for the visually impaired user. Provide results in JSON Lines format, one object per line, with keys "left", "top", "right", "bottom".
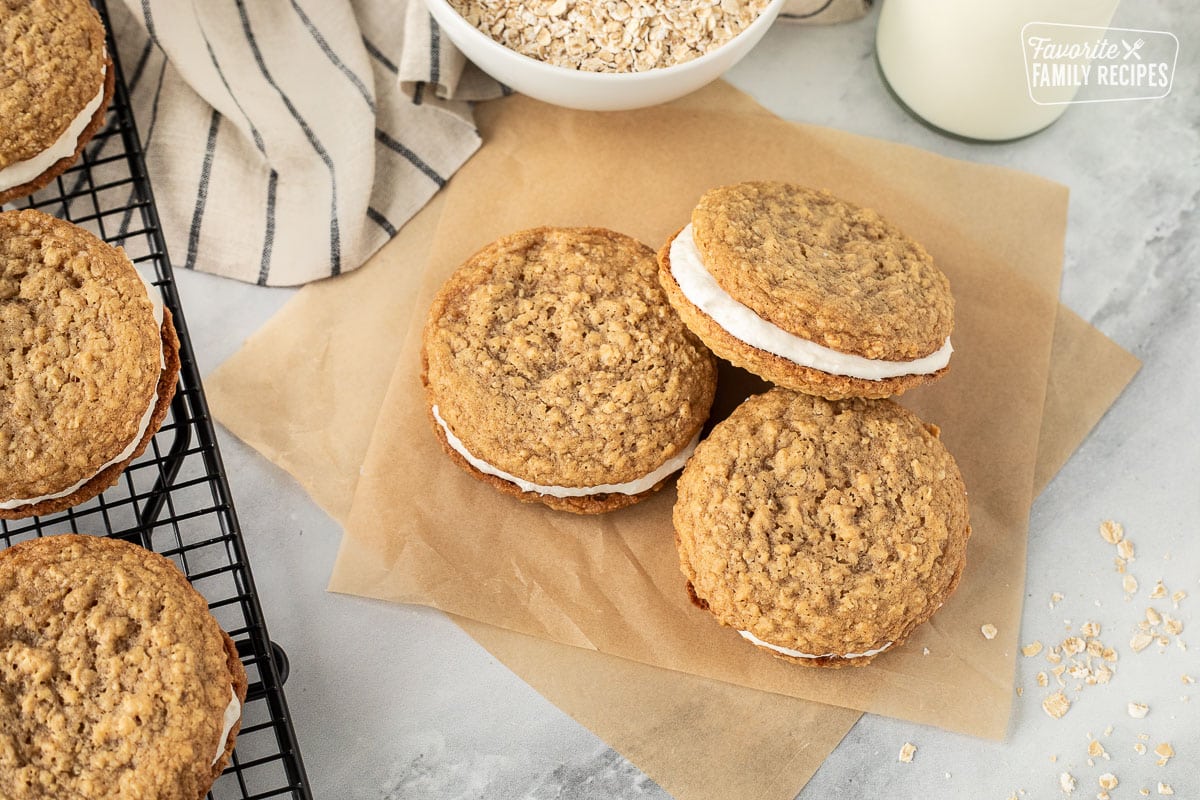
{"left": 1, "top": 4, "right": 312, "bottom": 799}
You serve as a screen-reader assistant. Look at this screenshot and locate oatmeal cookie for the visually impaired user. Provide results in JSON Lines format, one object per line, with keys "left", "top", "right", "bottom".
{"left": 1, "top": 0, "right": 115, "bottom": 204}
{"left": 0, "top": 209, "right": 180, "bottom": 519}
{"left": 0, "top": 534, "right": 248, "bottom": 799}
{"left": 674, "top": 388, "right": 970, "bottom": 667}
{"left": 422, "top": 226, "right": 717, "bottom": 514}
{"left": 659, "top": 182, "right": 955, "bottom": 399}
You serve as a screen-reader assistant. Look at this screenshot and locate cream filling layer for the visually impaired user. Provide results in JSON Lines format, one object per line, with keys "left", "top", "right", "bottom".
{"left": 0, "top": 269, "right": 164, "bottom": 510}
{"left": 432, "top": 404, "right": 699, "bottom": 498}
{"left": 212, "top": 688, "right": 241, "bottom": 766}
{"left": 0, "top": 65, "right": 107, "bottom": 192}
{"left": 739, "top": 629, "right": 893, "bottom": 660}
{"left": 669, "top": 224, "right": 952, "bottom": 380}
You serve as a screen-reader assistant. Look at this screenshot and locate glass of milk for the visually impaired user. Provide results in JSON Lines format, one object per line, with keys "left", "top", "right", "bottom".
{"left": 875, "top": 0, "right": 1121, "bottom": 141}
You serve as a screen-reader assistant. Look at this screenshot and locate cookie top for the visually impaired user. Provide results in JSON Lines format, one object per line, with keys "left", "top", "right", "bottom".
{"left": 1, "top": 209, "right": 163, "bottom": 503}
{"left": 422, "top": 227, "right": 716, "bottom": 495}
{"left": 674, "top": 389, "right": 970, "bottom": 666}
{"left": 0, "top": 0, "right": 108, "bottom": 166}
{"left": 690, "top": 182, "right": 953, "bottom": 361}
{"left": 0, "top": 534, "right": 248, "bottom": 800}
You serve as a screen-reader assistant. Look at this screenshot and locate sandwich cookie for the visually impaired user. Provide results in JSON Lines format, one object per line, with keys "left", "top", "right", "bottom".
{"left": 674, "top": 388, "right": 970, "bottom": 668}
{"left": 1, "top": 209, "right": 181, "bottom": 519}
{"left": 658, "top": 182, "right": 955, "bottom": 399}
{"left": 0, "top": 534, "right": 248, "bottom": 800}
{"left": 1, "top": 0, "right": 115, "bottom": 205}
{"left": 422, "top": 227, "right": 717, "bottom": 514}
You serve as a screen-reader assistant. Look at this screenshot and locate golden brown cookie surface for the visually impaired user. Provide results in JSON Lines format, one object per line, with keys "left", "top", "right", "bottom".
{"left": 0, "top": 0, "right": 113, "bottom": 204}
{"left": 658, "top": 227, "right": 947, "bottom": 400}
{"left": 691, "top": 182, "right": 953, "bottom": 361}
{"left": 422, "top": 227, "right": 717, "bottom": 512}
{"left": 0, "top": 534, "right": 248, "bottom": 800}
{"left": 0, "top": 210, "right": 179, "bottom": 518}
{"left": 674, "top": 389, "right": 970, "bottom": 667}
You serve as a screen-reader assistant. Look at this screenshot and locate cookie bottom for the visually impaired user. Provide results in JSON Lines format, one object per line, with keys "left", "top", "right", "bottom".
{"left": 657, "top": 229, "right": 947, "bottom": 400}
{"left": 425, "top": 403, "right": 682, "bottom": 515}
{"left": 0, "top": 54, "right": 115, "bottom": 206}
{"left": 0, "top": 308, "right": 181, "bottom": 520}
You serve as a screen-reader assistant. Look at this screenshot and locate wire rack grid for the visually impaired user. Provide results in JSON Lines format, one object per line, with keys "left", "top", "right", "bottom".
{"left": 1, "top": 3, "right": 312, "bottom": 799}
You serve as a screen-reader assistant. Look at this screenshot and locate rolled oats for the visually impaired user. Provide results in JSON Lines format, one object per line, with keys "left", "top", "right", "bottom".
{"left": 450, "top": 0, "right": 772, "bottom": 72}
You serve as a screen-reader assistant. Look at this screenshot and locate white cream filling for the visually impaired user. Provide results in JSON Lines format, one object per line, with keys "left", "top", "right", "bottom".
{"left": 212, "top": 688, "right": 241, "bottom": 766}
{"left": 669, "top": 224, "right": 952, "bottom": 380}
{"left": 0, "top": 64, "right": 107, "bottom": 192}
{"left": 739, "top": 629, "right": 893, "bottom": 660}
{"left": 432, "top": 404, "right": 699, "bottom": 498}
{"left": 0, "top": 267, "right": 164, "bottom": 510}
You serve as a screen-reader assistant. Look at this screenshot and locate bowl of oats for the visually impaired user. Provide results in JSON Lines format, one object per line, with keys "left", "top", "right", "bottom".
{"left": 426, "top": 0, "right": 785, "bottom": 110}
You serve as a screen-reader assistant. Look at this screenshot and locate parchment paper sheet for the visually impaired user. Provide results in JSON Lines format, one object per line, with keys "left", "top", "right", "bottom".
{"left": 207, "top": 83, "right": 1139, "bottom": 797}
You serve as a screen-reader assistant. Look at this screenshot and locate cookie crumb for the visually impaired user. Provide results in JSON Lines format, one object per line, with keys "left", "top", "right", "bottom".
{"left": 1043, "top": 691, "right": 1071, "bottom": 719}
{"left": 1135, "top": 742, "right": 1147, "bottom": 754}
{"left": 1099, "top": 773, "right": 1118, "bottom": 791}
{"left": 898, "top": 742, "right": 917, "bottom": 763}
{"left": 1060, "top": 772, "right": 1077, "bottom": 793}
{"left": 1158, "top": 783, "right": 1174, "bottom": 796}
{"left": 1099, "top": 520, "right": 1124, "bottom": 544}
{"left": 1128, "top": 702, "right": 1149, "bottom": 718}
{"left": 981, "top": 623, "right": 999, "bottom": 640}
{"left": 1154, "top": 742, "right": 1173, "bottom": 765}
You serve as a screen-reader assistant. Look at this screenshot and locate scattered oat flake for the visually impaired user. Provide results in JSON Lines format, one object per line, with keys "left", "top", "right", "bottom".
{"left": 1158, "top": 783, "right": 1174, "bottom": 796}
{"left": 1183, "top": 674, "right": 1195, "bottom": 684}
{"left": 1104, "top": 725, "right": 1113, "bottom": 736}
{"left": 1171, "top": 590, "right": 1186, "bottom": 607}
{"left": 1154, "top": 742, "right": 1174, "bottom": 763}
{"left": 1089, "top": 739, "right": 1108, "bottom": 759}
{"left": 1087, "top": 640, "right": 1105, "bottom": 658}
{"left": 981, "top": 623, "right": 999, "bottom": 640}
{"left": 1141, "top": 790, "right": 1150, "bottom": 797}
{"left": 1102, "top": 647, "right": 1119, "bottom": 662}
{"left": 1023, "top": 641, "right": 1044, "bottom": 657}
{"left": 1098, "top": 773, "right": 1118, "bottom": 791}
{"left": 1163, "top": 616, "right": 1182, "bottom": 635}
{"left": 1037, "top": 671, "right": 1049, "bottom": 687}
{"left": 1151, "top": 581, "right": 1168, "bottom": 599}
{"left": 1081, "top": 621, "right": 1101, "bottom": 637}
{"left": 1118, "top": 539, "right": 1136, "bottom": 560}
{"left": 1043, "top": 691, "right": 1071, "bottom": 719}
{"left": 1128, "top": 702, "right": 1149, "bottom": 718}
{"left": 1063, "top": 637, "right": 1086, "bottom": 655}
{"left": 1124, "top": 575, "right": 1139, "bottom": 594}
{"left": 1016, "top": 686, "right": 1024, "bottom": 696}
{"left": 1048, "top": 650, "right": 1064, "bottom": 665}
{"left": 1100, "top": 520, "right": 1124, "bottom": 544}
{"left": 898, "top": 742, "right": 917, "bottom": 763}
{"left": 1130, "top": 632, "right": 1154, "bottom": 652}
{"left": 1146, "top": 607, "right": 1162, "bottom": 625}
{"left": 1051, "top": 592, "right": 1065, "bottom": 607}
{"left": 1135, "top": 742, "right": 1147, "bottom": 754}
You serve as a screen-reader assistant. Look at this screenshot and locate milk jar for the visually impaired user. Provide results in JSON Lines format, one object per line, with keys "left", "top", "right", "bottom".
{"left": 875, "top": 0, "right": 1122, "bottom": 141}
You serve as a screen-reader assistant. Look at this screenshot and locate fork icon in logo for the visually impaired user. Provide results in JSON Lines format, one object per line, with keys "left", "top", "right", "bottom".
{"left": 1122, "top": 38, "right": 1146, "bottom": 60}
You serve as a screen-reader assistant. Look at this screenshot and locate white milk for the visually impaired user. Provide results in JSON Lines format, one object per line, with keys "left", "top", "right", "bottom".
{"left": 875, "top": 0, "right": 1121, "bottom": 141}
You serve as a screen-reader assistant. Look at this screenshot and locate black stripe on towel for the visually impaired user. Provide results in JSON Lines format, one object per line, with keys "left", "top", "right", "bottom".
{"left": 258, "top": 169, "right": 279, "bottom": 285}
{"left": 375, "top": 128, "right": 445, "bottom": 188}
{"left": 202, "top": 33, "right": 266, "bottom": 154}
{"left": 430, "top": 16, "right": 441, "bottom": 87}
{"left": 366, "top": 206, "right": 397, "bottom": 237}
{"left": 236, "top": 0, "right": 342, "bottom": 276}
{"left": 290, "top": 0, "right": 375, "bottom": 113}
{"left": 185, "top": 110, "right": 221, "bottom": 270}
{"left": 362, "top": 35, "right": 399, "bottom": 75}
{"left": 138, "top": 0, "right": 159, "bottom": 43}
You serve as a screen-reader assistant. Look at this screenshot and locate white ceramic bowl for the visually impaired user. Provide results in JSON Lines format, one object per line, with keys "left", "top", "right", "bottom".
{"left": 424, "top": 0, "right": 786, "bottom": 111}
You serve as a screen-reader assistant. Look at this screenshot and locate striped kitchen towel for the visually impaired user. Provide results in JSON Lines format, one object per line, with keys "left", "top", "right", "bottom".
{"left": 106, "top": 0, "right": 483, "bottom": 286}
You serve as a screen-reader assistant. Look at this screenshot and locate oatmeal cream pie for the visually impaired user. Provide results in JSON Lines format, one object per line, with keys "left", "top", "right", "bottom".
{"left": 1, "top": 209, "right": 180, "bottom": 519}
{"left": 421, "top": 226, "right": 717, "bottom": 514}
{"left": 0, "top": 534, "right": 248, "bottom": 800}
{"left": 674, "top": 388, "right": 970, "bottom": 668}
{"left": 1, "top": 0, "right": 115, "bottom": 205}
{"left": 658, "top": 182, "right": 955, "bottom": 399}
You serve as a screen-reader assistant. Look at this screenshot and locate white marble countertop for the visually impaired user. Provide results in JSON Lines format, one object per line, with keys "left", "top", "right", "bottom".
{"left": 171, "top": 2, "right": 1198, "bottom": 797}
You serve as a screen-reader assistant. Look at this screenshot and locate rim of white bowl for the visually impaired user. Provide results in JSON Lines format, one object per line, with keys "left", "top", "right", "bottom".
{"left": 426, "top": 0, "right": 788, "bottom": 83}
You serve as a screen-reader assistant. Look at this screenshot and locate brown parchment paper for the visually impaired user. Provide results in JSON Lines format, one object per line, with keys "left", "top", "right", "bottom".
{"left": 207, "top": 83, "right": 1139, "bottom": 797}
{"left": 328, "top": 92, "right": 1086, "bottom": 740}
